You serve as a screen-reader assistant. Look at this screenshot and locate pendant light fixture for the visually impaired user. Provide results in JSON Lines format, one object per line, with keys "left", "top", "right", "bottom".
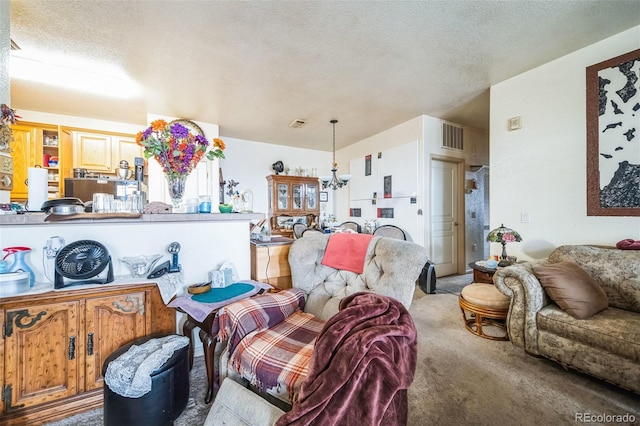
{"left": 320, "top": 119, "right": 351, "bottom": 190}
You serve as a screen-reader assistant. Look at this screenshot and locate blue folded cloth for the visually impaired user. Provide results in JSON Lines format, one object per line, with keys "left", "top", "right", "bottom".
{"left": 192, "top": 283, "right": 255, "bottom": 303}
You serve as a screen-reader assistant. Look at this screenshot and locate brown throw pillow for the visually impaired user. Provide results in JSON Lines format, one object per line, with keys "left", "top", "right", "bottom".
{"left": 532, "top": 261, "right": 608, "bottom": 319}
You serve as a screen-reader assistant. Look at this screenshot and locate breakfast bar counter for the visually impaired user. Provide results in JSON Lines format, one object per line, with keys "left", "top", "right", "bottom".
{"left": 0, "top": 211, "right": 264, "bottom": 225}
{"left": 1, "top": 212, "right": 265, "bottom": 289}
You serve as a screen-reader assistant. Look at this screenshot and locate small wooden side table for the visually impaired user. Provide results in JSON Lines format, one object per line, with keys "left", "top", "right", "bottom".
{"left": 181, "top": 310, "right": 219, "bottom": 404}
{"left": 174, "top": 285, "right": 270, "bottom": 403}
{"left": 251, "top": 238, "right": 293, "bottom": 289}
{"left": 468, "top": 262, "right": 497, "bottom": 284}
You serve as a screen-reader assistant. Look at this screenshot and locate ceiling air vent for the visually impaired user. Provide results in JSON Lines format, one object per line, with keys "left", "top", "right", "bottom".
{"left": 10, "top": 39, "right": 20, "bottom": 50}
{"left": 288, "top": 119, "right": 307, "bottom": 128}
{"left": 442, "top": 123, "right": 463, "bottom": 151}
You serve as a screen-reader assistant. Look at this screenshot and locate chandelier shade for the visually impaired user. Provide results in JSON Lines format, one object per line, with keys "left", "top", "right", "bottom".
{"left": 320, "top": 119, "right": 351, "bottom": 190}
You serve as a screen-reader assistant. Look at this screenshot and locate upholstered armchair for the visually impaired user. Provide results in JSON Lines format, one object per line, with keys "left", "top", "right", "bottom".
{"left": 207, "top": 291, "right": 419, "bottom": 426}
{"left": 214, "top": 232, "right": 428, "bottom": 407}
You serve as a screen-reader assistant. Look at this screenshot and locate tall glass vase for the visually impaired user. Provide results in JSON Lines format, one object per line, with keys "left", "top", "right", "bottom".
{"left": 165, "top": 174, "right": 188, "bottom": 209}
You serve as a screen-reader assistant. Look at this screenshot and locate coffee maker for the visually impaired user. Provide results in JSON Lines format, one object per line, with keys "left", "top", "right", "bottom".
{"left": 134, "top": 157, "right": 145, "bottom": 183}
{"left": 133, "top": 157, "right": 148, "bottom": 207}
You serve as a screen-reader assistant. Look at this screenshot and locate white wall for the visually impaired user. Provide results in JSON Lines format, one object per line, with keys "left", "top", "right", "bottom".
{"left": 2, "top": 220, "right": 252, "bottom": 286}
{"left": 220, "top": 136, "right": 332, "bottom": 226}
{"left": 336, "top": 115, "right": 489, "bottom": 269}
{"left": 337, "top": 116, "right": 424, "bottom": 233}
{"left": 490, "top": 25, "right": 640, "bottom": 261}
{"left": 0, "top": 1, "right": 12, "bottom": 204}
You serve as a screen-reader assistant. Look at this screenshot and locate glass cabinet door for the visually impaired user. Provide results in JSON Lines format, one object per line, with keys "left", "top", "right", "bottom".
{"left": 306, "top": 183, "right": 318, "bottom": 210}
{"left": 292, "top": 183, "right": 304, "bottom": 210}
{"left": 277, "top": 183, "right": 289, "bottom": 211}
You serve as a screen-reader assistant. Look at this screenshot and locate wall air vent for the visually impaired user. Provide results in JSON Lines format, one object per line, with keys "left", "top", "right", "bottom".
{"left": 288, "top": 119, "right": 307, "bottom": 128}
{"left": 442, "top": 123, "right": 463, "bottom": 151}
{"left": 10, "top": 39, "right": 20, "bottom": 50}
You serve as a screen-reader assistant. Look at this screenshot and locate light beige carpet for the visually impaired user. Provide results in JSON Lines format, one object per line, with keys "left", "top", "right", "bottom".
{"left": 46, "top": 275, "right": 640, "bottom": 425}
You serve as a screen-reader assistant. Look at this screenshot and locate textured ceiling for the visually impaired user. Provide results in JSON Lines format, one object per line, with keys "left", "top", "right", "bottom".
{"left": 9, "top": 1, "right": 640, "bottom": 150}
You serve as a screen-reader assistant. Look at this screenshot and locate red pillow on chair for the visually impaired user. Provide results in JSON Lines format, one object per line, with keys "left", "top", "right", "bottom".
{"left": 321, "top": 233, "right": 373, "bottom": 274}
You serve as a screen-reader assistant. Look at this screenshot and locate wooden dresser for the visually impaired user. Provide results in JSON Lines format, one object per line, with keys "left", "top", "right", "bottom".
{"left": 0, "top": 282, "right": 175, "bottom": 426}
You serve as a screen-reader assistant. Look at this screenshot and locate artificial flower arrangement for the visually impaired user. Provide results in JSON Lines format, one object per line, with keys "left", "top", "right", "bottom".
{"left": 0, "top": 104, "right": 21, "bottom": 151}
{"left": 135, "top": 119, "right": 225, "bottom": 177}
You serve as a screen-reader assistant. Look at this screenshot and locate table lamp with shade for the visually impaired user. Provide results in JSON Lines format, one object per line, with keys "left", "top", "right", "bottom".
{"left": 487, "top": 224, "right": 522, "bottom": 261}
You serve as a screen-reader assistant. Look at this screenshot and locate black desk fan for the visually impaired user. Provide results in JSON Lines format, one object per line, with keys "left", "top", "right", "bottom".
{"left": 55, "top": 240, "right": 114, "bottom": 289}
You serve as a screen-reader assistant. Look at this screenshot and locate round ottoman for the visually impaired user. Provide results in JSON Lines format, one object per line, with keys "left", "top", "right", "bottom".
{"left": 459, "top": 283, "right": 510, "bottom": 340}
{"left": 102, "top": 334, "right": 190, "bottom": 426}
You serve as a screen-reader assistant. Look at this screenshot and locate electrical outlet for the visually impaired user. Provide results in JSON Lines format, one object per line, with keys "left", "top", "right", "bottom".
{"left": 44, "top": 236, "right": 65, "bottom": 259}
{"left": 521, "top": 212, "right": 531, "bottom": 223}
{"left": 471, "top": 243, "right": 477, "bottom": 252}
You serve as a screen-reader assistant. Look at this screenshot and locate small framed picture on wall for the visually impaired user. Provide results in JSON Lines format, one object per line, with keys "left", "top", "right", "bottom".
{"left": 319, "top": 191, "right": 329, "bottom": 202}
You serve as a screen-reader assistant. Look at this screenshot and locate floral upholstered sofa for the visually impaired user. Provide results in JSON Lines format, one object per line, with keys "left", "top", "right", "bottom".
{"left": 494, "top": 245, "right": 640, "bottom": 394}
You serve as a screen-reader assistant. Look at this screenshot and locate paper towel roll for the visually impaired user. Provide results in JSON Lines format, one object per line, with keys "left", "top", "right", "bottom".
{"left": 27, "top": 167, "right": 48, "bottom": 211}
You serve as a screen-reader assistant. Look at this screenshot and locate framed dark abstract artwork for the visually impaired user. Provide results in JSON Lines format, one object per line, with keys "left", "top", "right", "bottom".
{"left": 383, "top": 175, "right": 392, "bottom": 198}
{"left": 586, "top": 48, "right": 640, "bottom": 216}
{"left": 377, "top": 207, "right": 394, "bottom": 218}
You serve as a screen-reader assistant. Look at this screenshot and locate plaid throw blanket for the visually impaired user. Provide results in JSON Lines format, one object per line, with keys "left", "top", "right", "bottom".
{"left": 231, "top": 310, "right": 325, "bottom": 402}
{"left": 214, "top": 289, "right": 307, "bottom": 357}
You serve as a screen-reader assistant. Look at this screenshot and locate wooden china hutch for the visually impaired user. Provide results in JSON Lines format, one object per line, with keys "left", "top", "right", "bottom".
{"left": 266, "top": 175, "right": 320, "bottom": 237}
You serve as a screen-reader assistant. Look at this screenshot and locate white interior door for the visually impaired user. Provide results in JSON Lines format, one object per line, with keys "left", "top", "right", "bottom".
{"left": 430, "top": 159, "right": 458, "bottom": 276}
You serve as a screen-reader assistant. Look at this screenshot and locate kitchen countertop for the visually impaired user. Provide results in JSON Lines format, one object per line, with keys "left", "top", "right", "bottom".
{"left": 0, "top": 211, "right": 264, "bottom": 225}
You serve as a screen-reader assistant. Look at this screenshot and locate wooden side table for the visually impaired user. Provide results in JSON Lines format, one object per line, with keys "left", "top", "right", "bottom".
{"left": 468, "top": 262, "right": 497, "bottom": 284}
{"left": 181, "top": 310, "right": 219, "bottom": 403}
{"left": 251, "top": 238, "right": 293, "bottom": 289}
{"left": 174, "top": 284, "right": 270, "bottom": 403}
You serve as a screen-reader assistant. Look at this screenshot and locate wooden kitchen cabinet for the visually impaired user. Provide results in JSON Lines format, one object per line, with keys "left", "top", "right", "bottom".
{"left": 71, "top": 130, "right": 141, "bottom": 174}
{"left": 266, "top": 175, "right": 320, "bottom": 236}
{"left": 114, "top": 135, "right": 143, "bottom": 170}
{"left": 72, "top": 131, "right": 113, "bottom": 172}
{"left": 7, "top": 124, "right": 34, "bottom": 200}
{"left": 0, "top": 283, "right": 175, "bottom": 426}
{"left": 9, "top": 123, "right": 64, "bottom": 201}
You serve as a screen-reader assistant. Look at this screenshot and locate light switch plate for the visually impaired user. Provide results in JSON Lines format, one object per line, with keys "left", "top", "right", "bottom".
{"left": 508, "top": 116, "right": 522, "bottom": 131}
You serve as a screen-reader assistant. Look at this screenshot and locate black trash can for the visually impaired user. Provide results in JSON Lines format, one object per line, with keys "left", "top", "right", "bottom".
{"left": 102, "top": 334, "right": 190, "bottom": 426}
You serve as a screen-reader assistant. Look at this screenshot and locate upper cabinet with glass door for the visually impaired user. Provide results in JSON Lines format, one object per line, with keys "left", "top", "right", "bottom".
{"left": 275, "top": 181, "right": 290, "bottom": 212}
{"left": 306, "top": 182, "right": 318, "bottom": 210}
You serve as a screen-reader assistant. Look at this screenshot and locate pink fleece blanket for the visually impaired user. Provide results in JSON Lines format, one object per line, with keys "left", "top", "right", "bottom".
{"left": 276, "top": 292, "right": 417, "bottom": 426}
{"left": 321, "top": 233, "right": 374, "bottom": 274}
{"left": 616, "top": 239, "right": 640, "bottom": 250}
